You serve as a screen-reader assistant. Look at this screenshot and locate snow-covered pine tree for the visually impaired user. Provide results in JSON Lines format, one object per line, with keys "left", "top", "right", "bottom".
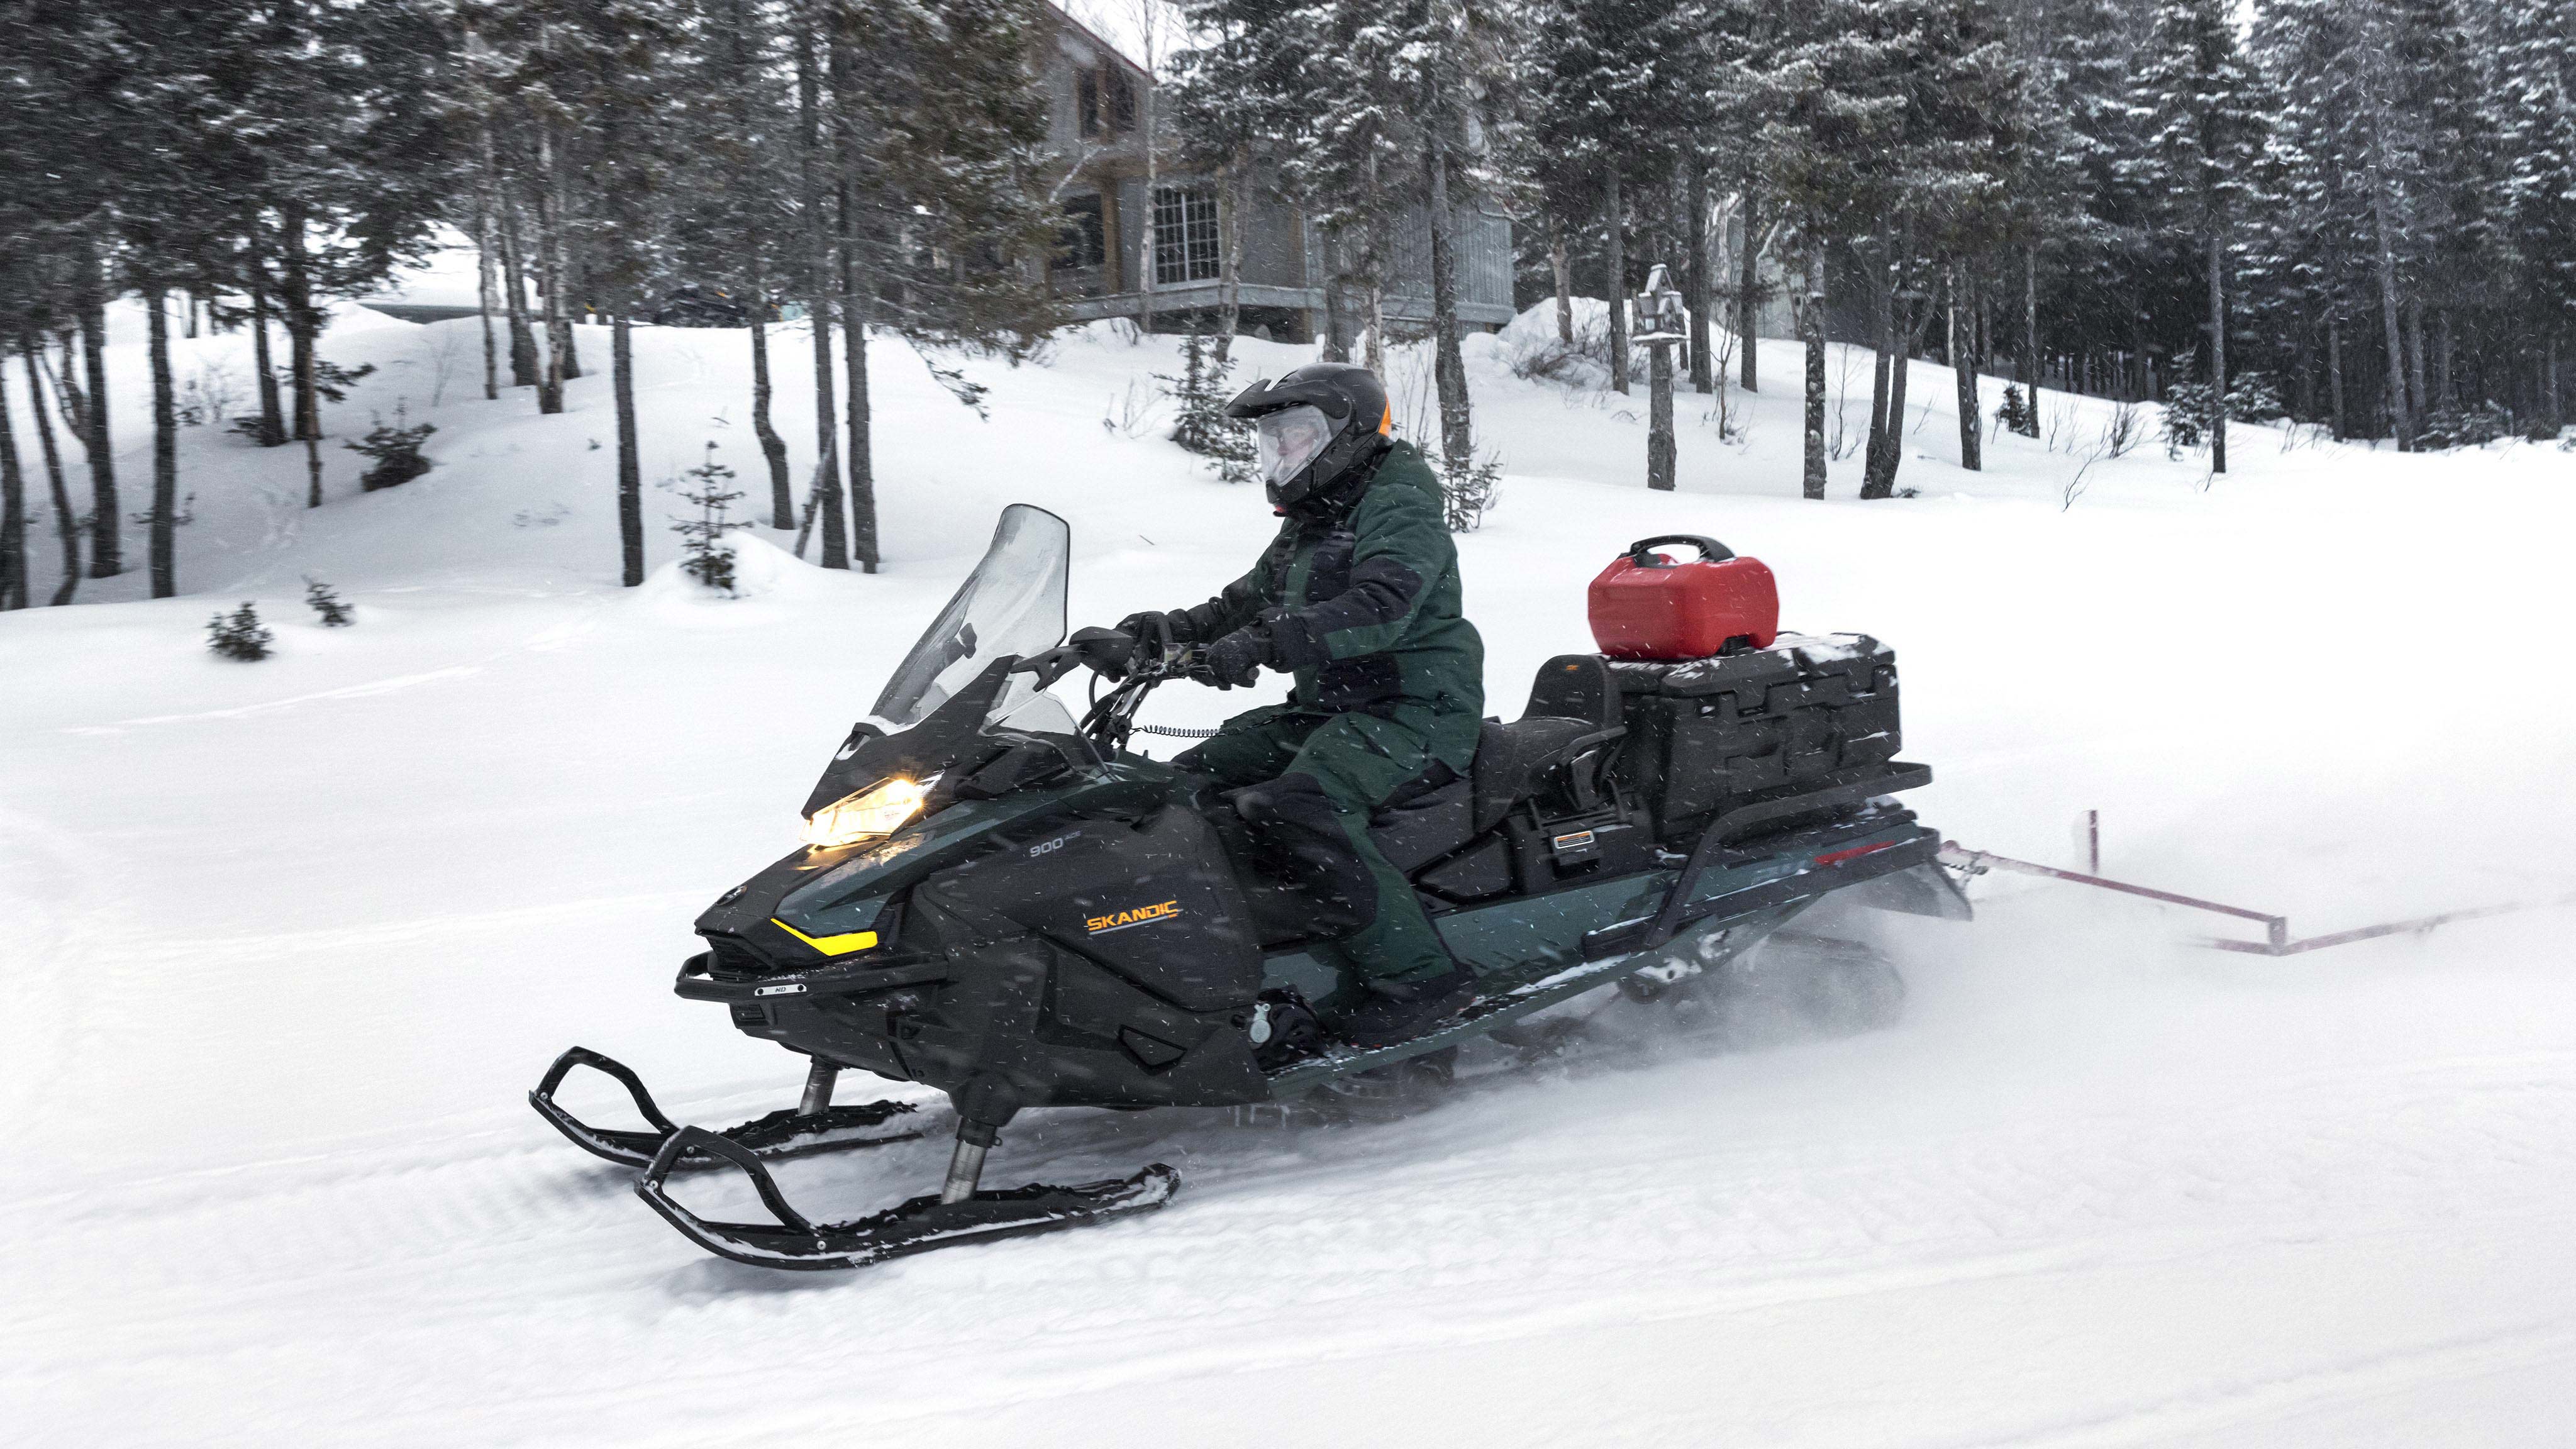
{"left": 2492, "top": 0, "right": 2576, "bottom": 431}
{"left": 304, "top": 579, "right": 355, "bottom": 626}
{"left": 672, "top": 443, "right": 752, "bottom": 594}
{"left": 207, "top": 603, "right": 274, "bottom": 661}
{"left": 1160, "top": 325, "right": 1255, "bottom": 484}
{"left": 2131, "top": 0, "right": 2268, "bottom": 474}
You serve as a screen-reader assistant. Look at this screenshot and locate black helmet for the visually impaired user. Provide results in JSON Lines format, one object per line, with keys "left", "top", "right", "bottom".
{"left": 1223, "top": 362, "right": 1391, "bottom": 509}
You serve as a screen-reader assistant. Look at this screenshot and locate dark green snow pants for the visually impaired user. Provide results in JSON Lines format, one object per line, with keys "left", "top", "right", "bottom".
{"left": 1177, "top": 703, "right": 1457, "bottom": 988}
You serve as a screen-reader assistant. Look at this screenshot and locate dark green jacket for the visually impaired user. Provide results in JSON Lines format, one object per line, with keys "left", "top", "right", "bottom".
{"left": 1170, "top": 443, "right": 1484, "bottom": 769}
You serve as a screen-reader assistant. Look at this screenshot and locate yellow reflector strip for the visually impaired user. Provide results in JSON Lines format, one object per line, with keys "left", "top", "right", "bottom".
{"left": 770, "top": 919, "right": 879, "bottom": 957}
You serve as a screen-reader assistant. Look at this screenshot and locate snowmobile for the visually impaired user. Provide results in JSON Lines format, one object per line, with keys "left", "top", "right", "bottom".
{"left": 531, "top": 506, "right": 1965, "bottom": 1270}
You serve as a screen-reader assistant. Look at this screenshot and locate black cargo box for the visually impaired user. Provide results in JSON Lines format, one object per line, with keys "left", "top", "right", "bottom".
{"left": 1606, "top": 633, "right": 1901, "bottom": 836}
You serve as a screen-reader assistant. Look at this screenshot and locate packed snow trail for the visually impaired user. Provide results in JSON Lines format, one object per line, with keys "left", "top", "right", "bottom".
{"left": 3, "top": 304, "right": 2573, "bottom": 1445}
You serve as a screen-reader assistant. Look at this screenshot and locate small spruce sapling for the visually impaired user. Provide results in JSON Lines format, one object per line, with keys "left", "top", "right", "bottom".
{"left": 672, "top": 441, "right": 750, "bottom": 594}
{"left": 1995, "top": 385, "right": 2035, "bottom": 436}
{"left": 1440, "top": 453, "right": 1503, "bottom": 533}
{"left": 304, "top": 577, "right": 353, "bottom": 626}
{"left": 207, "top": 602, "right": 274, "bottom": 660}
{"left": 1158, "top": 325, "right": 1255, "bottom": 484}
{"left": 348, "top": 403, "right": 436, "bottom": 491}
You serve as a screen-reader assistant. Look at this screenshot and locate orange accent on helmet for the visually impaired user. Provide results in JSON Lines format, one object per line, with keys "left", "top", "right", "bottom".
{"left": 1377, "top": 402, "right": 1392, "bottom": 436}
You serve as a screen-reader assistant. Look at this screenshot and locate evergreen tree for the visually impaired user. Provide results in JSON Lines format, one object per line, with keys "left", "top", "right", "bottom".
{"left": 2131, "top": 0, "right": 2267, "bottom": 474}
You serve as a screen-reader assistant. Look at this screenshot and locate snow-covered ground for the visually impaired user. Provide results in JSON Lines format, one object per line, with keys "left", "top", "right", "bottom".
{"left": 4, "top": 295, "right": 2573, "bottom": 1446}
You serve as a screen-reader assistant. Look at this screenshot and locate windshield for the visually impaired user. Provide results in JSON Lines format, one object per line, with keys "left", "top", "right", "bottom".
{"left": 869, "top": 504, "right": 1073, "bottom": 735}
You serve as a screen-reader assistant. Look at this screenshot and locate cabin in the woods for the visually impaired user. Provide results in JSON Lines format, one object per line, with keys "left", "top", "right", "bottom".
{"left": 1036, "top": 6, "right": 1516, "bottom": 342}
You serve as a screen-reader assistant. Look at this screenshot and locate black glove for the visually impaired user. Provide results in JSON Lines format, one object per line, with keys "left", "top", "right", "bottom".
{"left": 1194, "top": 626, "right": 1269, "bottom": 689}
{"left": 1116, "top": 611, "right": 1175, "bottom": 649}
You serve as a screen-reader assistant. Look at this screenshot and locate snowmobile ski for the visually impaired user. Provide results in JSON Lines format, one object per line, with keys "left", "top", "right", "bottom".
{"left": 529, "top": 1046, "right": 921, "bottom": 1170}
{"left": 634, "top": 1125, "right": 1180, "bottom": 1271}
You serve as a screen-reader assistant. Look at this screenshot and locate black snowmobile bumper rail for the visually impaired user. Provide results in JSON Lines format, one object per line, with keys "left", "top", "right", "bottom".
{"left": 635, "top": 1126, "right": 1181, "bottom": 1271}
{"left": 671, "top": 953, "right": 952, "bottom": 1004}
{"left": 529, "top": 1046, "right": 921, "bottom": 1170}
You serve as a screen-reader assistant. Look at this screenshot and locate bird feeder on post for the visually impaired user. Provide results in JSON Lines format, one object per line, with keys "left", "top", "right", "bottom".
{"left": 1635, "top": 264, "right": 1687, "bottom": 491}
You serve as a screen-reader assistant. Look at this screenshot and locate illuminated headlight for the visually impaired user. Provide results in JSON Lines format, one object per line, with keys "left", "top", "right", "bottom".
{"left": 801, "top": 775, "right": 931, "bottom": 848}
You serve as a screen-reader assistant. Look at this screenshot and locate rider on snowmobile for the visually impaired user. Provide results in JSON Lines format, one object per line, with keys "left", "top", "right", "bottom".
{"left": 1112, "top": 362, "right": 1485, "bottom": 1048}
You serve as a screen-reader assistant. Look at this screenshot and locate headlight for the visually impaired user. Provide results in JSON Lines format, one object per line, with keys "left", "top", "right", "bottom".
{"left": 801, "top": 775, "right": 931, "bottom": 848}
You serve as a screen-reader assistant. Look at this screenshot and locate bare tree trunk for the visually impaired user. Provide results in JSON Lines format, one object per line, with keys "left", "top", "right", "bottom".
{"left": 797, "top": 16, "right": 845, "bottom": 569}
{"left": 1138, "top": 85, "right": 1158, "bottom": 335}
{"left": 248, "top": 262, "right": 286, "bottom": 445}
{"left": 748, "top": 267, "right": 792, "bottom": 528}
{"left": 0, "top": 345, "right": 25, "bottom": 609}
{"left": 1737, "top": 187, "right": 1760, "bottom": 391}
{"left": 534, "top": 131, "right": 568, "bottom": 415}
{"left": 1604, "top": 169, "right": 1629, "bottom": 394}
{"left": 613, "top": 314, "right": 643, "bottom": 586}
{"left": 2548, "top": 335, "right": 2563, "bottom": 433}
{"left": 283, "top": 208, "right": 320, "bottom": 445}
{"left": 1871, "top": 297, "right": 1919, "bottom": 501}
{"left": 498, "top": 201, "right": 540, "bottom": 388}
{"left": 557, "top": 230, "right": 584, "bottom": 381}
{"left": 2021, "top": 244, "right": 2041, "bottom": 437}
{"left": 1424, "top": 123, "right": 1472, "bottom": 478}
{"left": 830, "top": 14, "right": 877, "bottom": 575}
{"left": 476, "top": 199, "right": 501, "bottom": 402}
{"left": 1547, "top": 204, "right": 1574, "bottom": 347}
{"left": 2365, "top": 155, "right": 2413, "bottom": 448}
{"left": 281, "top": 206, "right": 330, "bottom": 508}
{"left": 74, "top": 244, "right": 119, "bottom": 575}
{"left": 841, "top": 236, "right": 875, "bottom": 574}
{"left": 1802, "top": 248, "right": 1826, "bottom": 501}
{"left": 2434, "top": 309, "right": 2453, "bottom": 412}
{"left": 1685, "top": 165, "right": 1711, "bottom": 394}
{"left": 2207, "top": 231, "right": 2228, "bottom": 476}
{"left": 1950, "top": 266, "right": 1980, "bottom": 471}
{"left": 25, "top": 341, "right": 80, "bottom": 604}
{"left": 2327, "top": 307, "right": 2348, "bottom": 440}
{"left": 1213, "top": 157, "right": 1246, "bottom": 366}
{"left": 1363, "top": 216, "right": 1386, "bottom": 376}
{"left": 145, "top": 282, "right": 179, "bottom": 597}
{"left": 2404, "top": 295, "right": 2427, "bottom": 430}
{"left": 1863, "top": 243, "right": 1894, "bottom": 492}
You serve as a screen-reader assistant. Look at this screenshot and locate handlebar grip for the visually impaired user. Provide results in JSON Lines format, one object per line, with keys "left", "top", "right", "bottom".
{"left": 1624, "top": 534, "right": 1735, "bottom": 566}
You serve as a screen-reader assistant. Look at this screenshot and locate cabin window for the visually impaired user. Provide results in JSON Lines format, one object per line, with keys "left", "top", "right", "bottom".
{"left": 1152, "top": 186, "right": 1220, "bottom": 285}
{"left": 1057, "top": 194, "right": 1106, "bottom": 270}
{"left": 1105, "top": 68, "right": 1137, "bottom": 133}
{"left": 1078, "top": 66, "right": 1136, "bottom": 138}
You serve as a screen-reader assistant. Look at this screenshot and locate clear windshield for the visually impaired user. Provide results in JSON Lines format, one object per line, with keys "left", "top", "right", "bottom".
{"left": 869, "top": 504, "right": 1072, "bottom": 735}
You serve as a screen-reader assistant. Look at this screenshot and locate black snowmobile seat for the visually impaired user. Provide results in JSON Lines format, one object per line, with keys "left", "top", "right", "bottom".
{"left": 1469, "top": 655, "right": 1624, "bottom": 835}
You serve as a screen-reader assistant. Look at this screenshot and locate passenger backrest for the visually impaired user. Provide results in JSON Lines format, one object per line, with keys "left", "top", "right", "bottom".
{"left": 1524, "top": 654, "right": 1621, "bottom": 730}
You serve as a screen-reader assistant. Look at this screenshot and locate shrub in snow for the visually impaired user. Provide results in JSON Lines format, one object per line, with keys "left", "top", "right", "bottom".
{"left": 1995, "top": 385, "right": 2035, "bottom": 435}
{"left": 348, "top": 405, "right": 435, "bottom": 491}
{"left": 2161, "top": 373, "right": 2287, "bottom": 457}
{"left": 207, "top": 603, "right": 274, "bottom": 660}
{"left": 2421, "top": 403, "right": 2516, "bottom": 450}
{"left": 312, "top": 358, "right": 376, "bottom": 403}
{"left": 671, "top": 443, "right": 750, "bottom": 595}
{"left": 1158, "top": 326, "right": 1253, "bottom": 484}
{"left": 1440, "top": 453, "right": 1502, "bottom": 534}
{"left": 304, "top": 578, "right": 353, "bottom": 626}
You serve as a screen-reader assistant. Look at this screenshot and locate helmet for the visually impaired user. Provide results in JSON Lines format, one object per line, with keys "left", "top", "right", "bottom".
{"left": 1223, "top": 363, "right": 1392, "bottom": 509}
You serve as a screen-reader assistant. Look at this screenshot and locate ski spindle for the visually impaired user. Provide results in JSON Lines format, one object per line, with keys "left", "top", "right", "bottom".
{"left": 798, "top": 1058, "right": 838, "bottom": 1117}
{"left": 941, "top": 1126, "right": 995, "bottom": 1204}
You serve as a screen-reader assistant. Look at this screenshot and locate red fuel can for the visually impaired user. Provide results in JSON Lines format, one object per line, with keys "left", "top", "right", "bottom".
{"left": 1587, "top": 535, "right": 1780, "bottom": 660}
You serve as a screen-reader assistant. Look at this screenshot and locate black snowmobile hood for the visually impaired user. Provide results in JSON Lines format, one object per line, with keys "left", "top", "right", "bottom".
{"left": 801, "top": 657, "right": 1016, "bottom": 819}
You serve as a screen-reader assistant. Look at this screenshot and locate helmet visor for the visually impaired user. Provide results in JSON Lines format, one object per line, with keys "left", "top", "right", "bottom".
{"left": 1255, "top": 405, "right": 1336, "bottom": 491}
